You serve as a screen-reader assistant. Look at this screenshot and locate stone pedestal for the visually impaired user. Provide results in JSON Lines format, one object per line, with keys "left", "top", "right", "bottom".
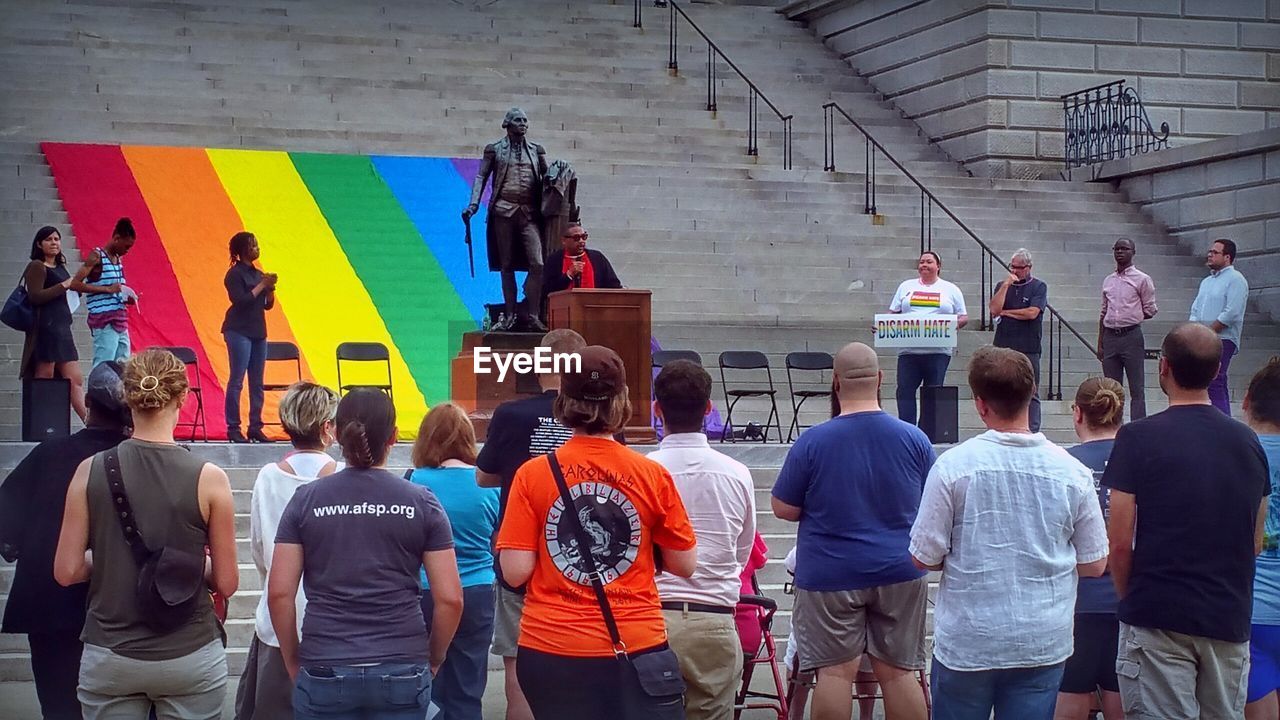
{"left": 450, "top": 330, "right": 544, "bottom": 440}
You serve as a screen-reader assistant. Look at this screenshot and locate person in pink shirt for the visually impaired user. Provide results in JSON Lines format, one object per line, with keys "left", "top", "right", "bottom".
{"left": 1097, "top": 237, "right": 1158, "bottom": 420}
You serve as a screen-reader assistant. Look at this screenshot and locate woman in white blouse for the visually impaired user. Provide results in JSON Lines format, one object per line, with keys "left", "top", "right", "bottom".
{"left": 237, "top": 382, "right": 340, "bottom": 720}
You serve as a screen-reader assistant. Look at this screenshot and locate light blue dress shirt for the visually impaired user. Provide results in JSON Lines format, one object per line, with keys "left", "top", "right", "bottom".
{"left": 1190, "top": 265, "right": 1248, "bottom": 347}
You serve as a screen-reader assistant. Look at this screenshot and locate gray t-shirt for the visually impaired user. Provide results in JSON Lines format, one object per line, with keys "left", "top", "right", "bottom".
{"left": 276, "top": 467, "right": 454, "bottom": 665}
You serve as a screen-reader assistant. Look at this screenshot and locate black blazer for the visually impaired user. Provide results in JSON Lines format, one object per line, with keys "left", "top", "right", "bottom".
{"left": 0, "top": 427, "right": 128, "bottom": 633}
{"left": 542, "top": 247, "right": 622, "bottom": 301}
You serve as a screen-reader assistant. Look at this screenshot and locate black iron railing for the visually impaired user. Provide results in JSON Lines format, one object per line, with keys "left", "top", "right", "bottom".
{"left": 635, "top": 0, "right": 793, "bottom": 169}
{"left": 823, "top": 102, "right": 1096, "bottom": 401}
{"left": 1062, "top": 80, "right": 1169, "bottom": 170}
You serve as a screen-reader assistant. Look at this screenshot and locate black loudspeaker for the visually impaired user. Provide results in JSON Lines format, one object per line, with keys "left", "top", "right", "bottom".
{"left": 920, "top": 385, "right": 959, "bottom": 444}
{"left": 23, "top": 378, "right": 70, "bottom": 442}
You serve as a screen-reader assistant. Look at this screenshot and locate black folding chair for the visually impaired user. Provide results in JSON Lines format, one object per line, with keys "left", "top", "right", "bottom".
{"left": 652, "top": 349, "right": 702, "bottom": 368}
{"left": 263, "top": 341, "right": 303, "bottom": 427}
{"left": 718, "top": 350, "right": 782, "bottom": 443}
{"left": 162, "top": 346, "right": 208, "bottom": 442}
{"left": 336, "top": 342, "right": 393, "bottom": 402}
{"left": 785, "top": 351, "right": 833, "bottom": 442}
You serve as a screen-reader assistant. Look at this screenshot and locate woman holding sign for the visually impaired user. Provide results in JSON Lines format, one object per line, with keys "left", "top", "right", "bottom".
{"left": 887, "top": 251, "right": 967, "bottom": 425}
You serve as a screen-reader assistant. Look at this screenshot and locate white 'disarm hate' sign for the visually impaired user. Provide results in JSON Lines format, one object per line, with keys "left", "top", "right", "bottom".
{"left": 874, "top": 313, "right": 959, "bottom": 349}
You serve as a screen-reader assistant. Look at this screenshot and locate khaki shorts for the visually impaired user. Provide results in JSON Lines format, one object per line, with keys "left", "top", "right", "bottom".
{"left": 79, "top": 639, "right": 226, "bottom": 720}
{"left": 663, "top": 608, "right": 742, "bottom": 720}
{"left": 792, "top": 577, "right": 927, "bottom": 673}
{"left": 1117, "top": 622, "right": 1249, "bottom": 720}
{"left": 491, "top": 585, "right": 525, "bottom": 658}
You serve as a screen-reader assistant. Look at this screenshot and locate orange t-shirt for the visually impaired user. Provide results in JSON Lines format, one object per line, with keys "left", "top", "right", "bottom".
{"left": 495, "top": 435, "right": 697, "bottom": 657}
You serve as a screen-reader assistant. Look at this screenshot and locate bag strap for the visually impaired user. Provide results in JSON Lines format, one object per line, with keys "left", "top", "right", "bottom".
{"left": 103, "top": 447, "right": 152, "bottom": 568}
{"left": 546, "top": 452, "right": 627, "bottom": 658}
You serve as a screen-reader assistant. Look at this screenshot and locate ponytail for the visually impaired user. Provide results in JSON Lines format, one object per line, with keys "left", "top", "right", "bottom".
{"left": 339, "top": 420, "right": 375, "bottom": 468}
{"left": 334, "top": 389, "right": 395, "bottom": 468}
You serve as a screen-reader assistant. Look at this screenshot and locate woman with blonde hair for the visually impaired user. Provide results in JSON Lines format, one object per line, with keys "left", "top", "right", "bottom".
{"left": 408, "top": 402, "right": 499, "bottom": 720}
{"left": 1055, "top": 376, "right": 1125, "bottom": 720}
{"left": 236, "top": 381, "right": 340, "bottom": 720}
{"left": 54, "top": 348, "right": 238, "bottom": 719}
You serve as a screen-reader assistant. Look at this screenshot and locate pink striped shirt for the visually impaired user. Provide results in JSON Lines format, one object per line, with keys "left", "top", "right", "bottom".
{"left": 1101, "top": 266, "right": 1158, "bottom": 328}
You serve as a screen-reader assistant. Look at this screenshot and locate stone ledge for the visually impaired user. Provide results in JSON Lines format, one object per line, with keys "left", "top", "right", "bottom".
{"left": 1091, "top": 127, "right": 1280, "bottom": 181}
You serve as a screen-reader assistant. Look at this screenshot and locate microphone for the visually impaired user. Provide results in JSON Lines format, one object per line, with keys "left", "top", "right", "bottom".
{"left": 569, "top": 253, "right": 584, "bottom": 289}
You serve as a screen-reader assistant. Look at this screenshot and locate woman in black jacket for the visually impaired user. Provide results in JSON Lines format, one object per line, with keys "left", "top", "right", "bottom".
{"left": 21, "top": 225, "right": 86, "bottom": 421}
{"left": 0, "top": 362, "right": 131, "bottom": 720}
{"left": 222, "top": 231, "right": 277, "bottom": 443}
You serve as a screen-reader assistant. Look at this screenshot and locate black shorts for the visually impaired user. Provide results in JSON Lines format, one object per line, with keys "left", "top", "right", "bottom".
{"left": 516, "top": 644, "right": 684, "bottom": 720}
{"left": 1060, "top": 614, "right": 1120, "bottom": 694}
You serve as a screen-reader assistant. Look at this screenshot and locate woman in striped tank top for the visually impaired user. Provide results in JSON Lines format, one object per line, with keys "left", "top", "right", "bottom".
{"left": 72, "top": 217, "right": 137, "bottom": 368}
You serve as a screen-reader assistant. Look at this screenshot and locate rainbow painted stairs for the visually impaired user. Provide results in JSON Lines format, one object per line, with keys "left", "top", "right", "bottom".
{"left": 43, "top": 142, "right": 509, "bottom": 440}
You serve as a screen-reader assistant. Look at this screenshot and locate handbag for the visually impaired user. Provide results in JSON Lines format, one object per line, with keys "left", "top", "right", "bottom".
{"left": 546, "top": 452, "right": 686, "bottom": 699}
{"left": 103, "top": 447, "right": 209, "bottom": 634}
{"left": 1, "top": 278, "right": 34, "bottom": 333}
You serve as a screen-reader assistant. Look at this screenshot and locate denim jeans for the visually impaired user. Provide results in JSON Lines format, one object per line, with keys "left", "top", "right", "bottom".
{"left": 421, "top": 584, "right": 495, "bottom": 720}
{"left": 293, "top": 663, "right": 430, "bottom": 720}
{"left": 896, "top": 353, "right": 951, "bottom": 426}
{"left": 1209, "top": 339, "right": 1237, "bottom": 416}
{"left": 90, "top": 325, "right": 130, "bottom": 368}
{"left": 224, "top": 330, "right": 266, "bottom": 432}
{"left": 930, "top": 658, "right": 1065, "bottom": 720}
{"left": 1025, "top": 352, "right": 1042, "bottom": 433}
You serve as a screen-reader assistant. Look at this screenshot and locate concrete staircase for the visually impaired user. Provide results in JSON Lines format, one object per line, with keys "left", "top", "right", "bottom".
{"left": 0, "top": 0, "right": 1276, "bottom": 710}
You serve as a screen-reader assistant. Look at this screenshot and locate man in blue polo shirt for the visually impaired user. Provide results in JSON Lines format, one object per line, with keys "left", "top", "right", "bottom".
{"left": 1190, "top": 238, "right": 1249, "bottom": 415}
{"left": 772, "top": 342, "right": 935, "bottom": 720}
{"left": 990, "top": 248, "right": 1048, "bottom": 432}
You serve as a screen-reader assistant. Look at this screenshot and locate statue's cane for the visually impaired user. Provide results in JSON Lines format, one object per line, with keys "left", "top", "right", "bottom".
{"left": 461, "top": 211, "right": 475, "bottom": 278}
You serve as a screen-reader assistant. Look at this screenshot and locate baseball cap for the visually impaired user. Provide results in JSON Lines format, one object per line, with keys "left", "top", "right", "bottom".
{"left": 560, "top": 345, "right": 626, "bottom": 402}
{"left": 86, "top": 361, "right": 129, "bottom": 422}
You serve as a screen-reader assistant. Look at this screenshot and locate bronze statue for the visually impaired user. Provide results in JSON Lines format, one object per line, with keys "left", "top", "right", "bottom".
{"left": 464, "top": 108, "right": 549, "bottom": 332}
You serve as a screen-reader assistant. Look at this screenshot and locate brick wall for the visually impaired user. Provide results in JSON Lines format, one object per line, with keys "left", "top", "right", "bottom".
{"left": 1100, "top": 128, "right": 1280, "bottom": 320}
{"left": 784, "top": 0, "right": 1280, "bottom": 179}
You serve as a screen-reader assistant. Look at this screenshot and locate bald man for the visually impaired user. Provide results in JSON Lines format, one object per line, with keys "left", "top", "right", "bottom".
{"left": 772, "top": 343, "right": 934, "bottom": 720}
{"left": 1103, "top": 323, "right": 1270, "bottom": 719}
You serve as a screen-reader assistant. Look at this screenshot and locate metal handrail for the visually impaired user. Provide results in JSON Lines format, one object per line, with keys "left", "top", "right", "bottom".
{"left": 823, "top": 102, "right": 1098, "bottom": 400}
{"left": 1062, "top": 79, "right": 1170, "bottom": 170}
{"left": 635, "top": 0, "right": 793, "bottom": 169}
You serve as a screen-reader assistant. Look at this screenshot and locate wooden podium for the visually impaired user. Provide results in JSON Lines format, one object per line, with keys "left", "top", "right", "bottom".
{"left": 547, "top": 288, "right": 654, "bottom": 442}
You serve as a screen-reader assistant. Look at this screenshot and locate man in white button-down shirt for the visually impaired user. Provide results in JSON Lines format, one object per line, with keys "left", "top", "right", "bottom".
{"left": 909, "top": 346, "right": 1108, "bottom": 720}
{"left": 650, "top": 359, "right": 756, "bottom": 720}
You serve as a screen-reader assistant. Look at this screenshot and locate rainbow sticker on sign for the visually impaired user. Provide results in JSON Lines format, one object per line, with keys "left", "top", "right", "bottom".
{"left": 42, "top": 142, "right": 505, "bottom": 440}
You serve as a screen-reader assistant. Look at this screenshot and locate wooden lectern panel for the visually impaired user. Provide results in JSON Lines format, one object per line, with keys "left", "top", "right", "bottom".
{"left": 547, "top": 288, "right": 654, "bottom": 442}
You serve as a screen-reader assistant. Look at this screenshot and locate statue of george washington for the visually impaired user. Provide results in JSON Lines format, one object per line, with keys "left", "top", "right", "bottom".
{"left": 463, "top": 107, "right": 550, "bottom": 332}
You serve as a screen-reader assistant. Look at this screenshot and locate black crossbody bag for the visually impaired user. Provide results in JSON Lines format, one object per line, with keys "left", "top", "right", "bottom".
{"left": 545, "top": 452, "right": 686, "bottom": 699}
{"left": 104, "top": 447, "right": 209, "bottom": 634}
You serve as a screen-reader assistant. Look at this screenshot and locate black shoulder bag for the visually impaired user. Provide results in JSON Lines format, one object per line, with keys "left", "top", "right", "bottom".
{"left": 545, "top": 452, "right": 686, "bottom": 699}
{"left": 0, "top": 273, "right": 34, "bottom": 333}
{"left": 103, "top": 447, "right": 208, "bottom": 634}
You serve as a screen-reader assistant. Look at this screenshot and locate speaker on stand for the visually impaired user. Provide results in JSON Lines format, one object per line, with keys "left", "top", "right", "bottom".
{"left": 23, "top": 378, "right": 70, "bottom": 442}
{"left": 920, "top": 385, "right": 959, "bottom": 444}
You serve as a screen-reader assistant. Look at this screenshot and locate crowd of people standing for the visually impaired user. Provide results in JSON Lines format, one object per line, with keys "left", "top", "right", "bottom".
{"left": 0, "top": 222, "right": 1275, "bottom": 720}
